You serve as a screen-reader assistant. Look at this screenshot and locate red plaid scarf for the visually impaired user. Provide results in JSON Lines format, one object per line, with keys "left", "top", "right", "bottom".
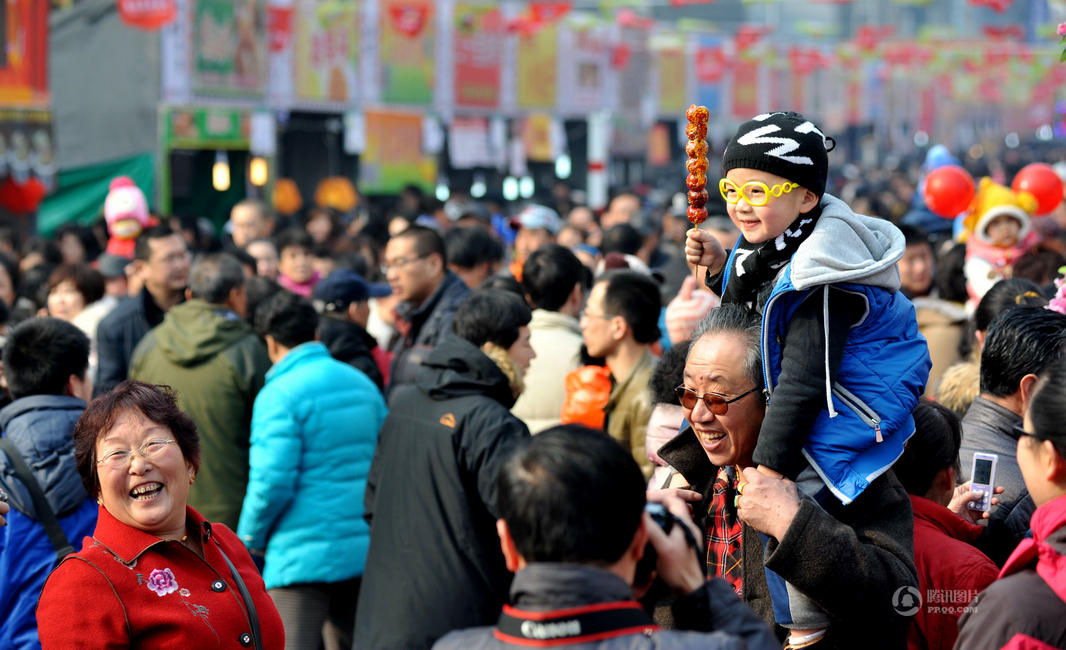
{"left": 706, "top": 466, "right": 743, "bottom": 596}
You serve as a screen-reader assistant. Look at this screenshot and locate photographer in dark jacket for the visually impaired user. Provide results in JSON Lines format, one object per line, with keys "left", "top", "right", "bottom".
{"left": 356, "top": 289, "right": 535, "bottom": 650}
{"left": 435, "top": 425, "right": 778, "bottom": 650}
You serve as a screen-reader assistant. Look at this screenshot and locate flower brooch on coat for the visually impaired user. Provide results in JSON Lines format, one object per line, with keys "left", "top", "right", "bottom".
{"left": 146, "top": 567, "right": 179, "bottom": 597}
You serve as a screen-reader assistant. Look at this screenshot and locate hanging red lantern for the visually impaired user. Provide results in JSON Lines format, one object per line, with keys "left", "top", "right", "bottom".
{"left": 118, "top": 0, "right": 176, "bottom": 30}
{"left": 1012, "top": 163, "right": 1064, "bottom": 215}
{"left": 924, "top": 165, "right": 976, "bottom": 218}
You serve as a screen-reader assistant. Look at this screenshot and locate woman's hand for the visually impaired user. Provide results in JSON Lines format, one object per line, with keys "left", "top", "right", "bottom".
{"left": 948, "top": 481, "right": 1005, "bottom": 523}
{"left": 685, "top": 228, "right": 727, "bottom": 276}
{"left": 736, "top": 466, "right": 802, "bottom": 542}
{"left": 0, "top": 490, "right": 9, "bottom": 527}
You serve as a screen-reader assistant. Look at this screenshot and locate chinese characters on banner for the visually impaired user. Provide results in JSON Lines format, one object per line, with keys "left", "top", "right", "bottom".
{"left": 192, "top": 0, "right": 264, "bottom": 98}
{"left": 453, "top": 3, "right": 503, "bottom": 109}
{"left": 294, "top": 1, "right": 359, "bottom": 103}
{"left": 380, "top": 0, "right": 435, "bottom": 105}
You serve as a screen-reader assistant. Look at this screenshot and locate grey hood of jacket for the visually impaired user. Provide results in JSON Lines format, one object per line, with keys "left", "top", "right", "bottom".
{"left": 789, "top": 194, "right": 904, "bottom": 292}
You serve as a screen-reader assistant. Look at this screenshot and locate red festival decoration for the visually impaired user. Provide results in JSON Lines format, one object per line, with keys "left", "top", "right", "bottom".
{"left": 968, "top": 0, "right": 1014, "bottom": 12}
{"left": 735, "top": 25, "right": 770, "bottom": 53}
{"left": 529, "top": 2, "right": 571, "bottom": 22}
{"left": 1012, "top": 164, "right": 1064, "bottom": 215}
{"left": 266, "top": 6, "right": 294, "bottom": 53}
{"left": 389, "top": 4, "right": 430, "bottom": 38}
{"left": 0, "top": 176, "right": 45, "bottom": 215}
{"left": 696, "top": 46, "right": 729, "bottom": 83}
{"left": 924, "top": 166, "right": 976, "bottom": 218}
{"left": 983, "top": 24, "right": 1024, "bottom": 40}
{"left": 118, "top": 0, "right": 176, "bottom": 30}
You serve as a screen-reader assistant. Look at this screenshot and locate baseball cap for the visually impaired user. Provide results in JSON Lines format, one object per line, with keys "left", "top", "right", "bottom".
{"left": 312, "top": 270, "right": 391, "bottom": 314}
{"left": 516, "top": 204, "right": 562, "bottom": 235}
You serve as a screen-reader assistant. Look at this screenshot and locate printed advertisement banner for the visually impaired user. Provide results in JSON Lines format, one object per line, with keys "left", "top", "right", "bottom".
{"left": 516, "top": 25, "right": 558, "bottom": 109}
{"left": 731, "top": 60, "right": 760, "bottom": 120}
{"left": 380, "top": 0, "right": 435, "bottom": 105}
{"left": 294, "top": 1, "right": 359, "bottom": 103}
{"left": 562, "top": 26, "right": 609, "bottom": 114}
{"left": 192, "top": 0, "right": 265, "bottom": 98}
{"left": 0, "top": 0, "right": 48, "bottom": 106}
{"left": 359, "top": 111, "right": 437, "bottom": 193}
{"left": 694, "top": 38, "right": 725, "bottom": 115}
{"left": 657, "top": 47, "right": 687, "bottom": 114}
{"left": 453, "top": 3, "right": 503, "bottom": 109}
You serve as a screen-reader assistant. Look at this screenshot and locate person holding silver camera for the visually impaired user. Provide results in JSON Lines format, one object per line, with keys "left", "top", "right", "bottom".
{"left": 433, "top": 425, "right": 778, "bottom": 649}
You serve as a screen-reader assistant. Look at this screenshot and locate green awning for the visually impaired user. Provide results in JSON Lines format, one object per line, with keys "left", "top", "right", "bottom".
{"left": 37, "top": 152, "right": 155, "bottom": 237}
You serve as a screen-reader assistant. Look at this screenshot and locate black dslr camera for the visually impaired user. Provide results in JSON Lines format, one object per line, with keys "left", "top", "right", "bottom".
{"left": 634, "top": 503, "right": 701, "bottom": 586}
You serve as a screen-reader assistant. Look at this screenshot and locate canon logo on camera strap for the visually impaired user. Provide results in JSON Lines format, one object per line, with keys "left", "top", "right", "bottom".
{"left": 494, "top": 600, "right": 658, "bottom": 647}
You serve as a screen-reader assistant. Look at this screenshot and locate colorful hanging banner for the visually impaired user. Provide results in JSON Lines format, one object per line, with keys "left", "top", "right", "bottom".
{"left": 192, "top": 0, "right": 265, "bottom": 98}
{"left": 731, "top": 60, "right": 760, "bottom": 119}
{"left": 657, "top": 45, "right": 688, "bottom": 114}
{"left": 516, "top": 24, "right": 558, "bottom": 109}
{"left": 522, "top": 113, "right": 555, "bottom": 161}
{"left": 293, "top": 1, "right": 359, "bottom": 103}
{"left": 454, "top": 3, "right": 504, "bottom": 109}
{"left": 616, "top": 28, "right": 650, "bottom": 117}
{"left": 561, "top": 26, "right": 609, "bottom": 114}
{"left": 0, "top": 0, "right": 48, "bottom": 106}
{"left": 694, "top": 36, "right": 726, "bottom": 115}
{"left": 380, "top": 0, "right": 435, "bottom": 105}
{"left": 359, "top": 111, "right": 437, "bottom": 193}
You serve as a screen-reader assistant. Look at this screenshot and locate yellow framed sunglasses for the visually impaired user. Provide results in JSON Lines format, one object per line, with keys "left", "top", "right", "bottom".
{"left": 718, "top": 179, "right": 799, "bottom": 207}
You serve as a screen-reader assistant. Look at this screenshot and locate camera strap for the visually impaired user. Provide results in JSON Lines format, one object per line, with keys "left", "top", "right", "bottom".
{"left": 493, "top": 601, "right": 658, "bottom": 647}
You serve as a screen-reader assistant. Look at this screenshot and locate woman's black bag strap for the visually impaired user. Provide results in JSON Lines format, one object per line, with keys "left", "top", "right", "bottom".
{"left": 0, "top": 436, "right": 74, "bottom": 561}
{"left": 204, "top": 521, "right": 264, "bottom": 650}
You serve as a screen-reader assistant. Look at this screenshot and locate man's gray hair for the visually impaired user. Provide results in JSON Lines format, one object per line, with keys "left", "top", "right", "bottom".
{"left": 689, "top": 304, "right": 764, "bottom": 390}
{"left": 188, "top": 253, "right": 245, "bottom": 304}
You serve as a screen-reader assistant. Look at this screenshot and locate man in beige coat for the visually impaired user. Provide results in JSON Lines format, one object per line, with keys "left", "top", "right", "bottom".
{"left": 512, "top": 244, "right": 588, "bottom": 433}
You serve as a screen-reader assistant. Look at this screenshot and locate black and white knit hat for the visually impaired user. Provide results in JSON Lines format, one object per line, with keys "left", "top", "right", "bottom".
{"left": 721, "top": 111, "right": 834, "bottom": 198}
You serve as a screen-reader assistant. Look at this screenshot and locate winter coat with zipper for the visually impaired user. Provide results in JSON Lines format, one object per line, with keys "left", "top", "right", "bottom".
{"left": 955, "top": 493, "right": 1066, "bottom": 650}
{"left": 236, "top": 342, "right": 387, "bottom": 590}
{"left": 657, "top": 426, "right": 918, "bottom": 650}
{"left": 387, "top": 270, "right": 470, "bottom": 397}
{"left": 0, "top": 395, "right": 96, "bottom": 649}
{"left": 356, "top": 335, "right": 530, "bottom": 650}
{"left": 907, "top": 494, "right": 998, "bottom": 650}
{"left": 717, "top": 194, "right": 930, "bottom": 505}
{"left": 36, "top": 505, "right": 284, "bottom": 649}
{"left": 129, "top": 299, "right": 271, "bottom": 529}
{"left": 317, "top": 315, "right": 385, "bottom": 392}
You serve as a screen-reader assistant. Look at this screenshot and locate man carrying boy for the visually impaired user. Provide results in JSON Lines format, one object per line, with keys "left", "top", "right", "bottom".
{"left": 686, "top": 111, "right": 929, "bottom": 648}
{"left": 0, "top": 318, "right": 97, "bottom": 648}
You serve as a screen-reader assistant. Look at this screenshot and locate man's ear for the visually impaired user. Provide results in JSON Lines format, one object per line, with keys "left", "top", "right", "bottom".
{"left": 496, "top": 519, "right": 525, "bottom": 573}
{"left": 1019, "top": 373, "right": 1040, "bottom": 411}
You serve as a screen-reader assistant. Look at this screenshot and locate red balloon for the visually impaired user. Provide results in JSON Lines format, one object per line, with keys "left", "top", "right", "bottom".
{"left": 923, "top": 165, "right": 976, "bottom": 218}
{"left": 1012, "top": 163, "right": 1064, "bottom": 215}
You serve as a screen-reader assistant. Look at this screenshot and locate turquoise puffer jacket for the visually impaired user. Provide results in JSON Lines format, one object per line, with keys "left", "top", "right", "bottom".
{"left": 237, "top": 342, "right": 387, "bottom": 589}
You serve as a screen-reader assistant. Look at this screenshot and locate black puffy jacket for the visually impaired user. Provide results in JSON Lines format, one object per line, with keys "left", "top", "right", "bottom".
{"left": 356, "top": 335, "right": 530, "bottom": 650}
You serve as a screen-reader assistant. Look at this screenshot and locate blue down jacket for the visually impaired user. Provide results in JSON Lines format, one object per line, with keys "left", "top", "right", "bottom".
{"left": 0, "top": 395, "right": 96, "bottom": 649}
{"left": 237, "top": 342, "right": 387, "bottom": 590}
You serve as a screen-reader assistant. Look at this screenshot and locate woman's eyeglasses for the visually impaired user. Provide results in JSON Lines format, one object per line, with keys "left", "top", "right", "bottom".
{"left": 674, "top": 385, "right": 759, "bottom": 415}
{"left": 96, "top": 439, "right": 177, "bottom": 469}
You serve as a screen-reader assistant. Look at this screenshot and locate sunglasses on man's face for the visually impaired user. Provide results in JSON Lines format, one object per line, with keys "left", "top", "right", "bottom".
{"left": 674, "top": 385, "right": 759, "bottom": 415}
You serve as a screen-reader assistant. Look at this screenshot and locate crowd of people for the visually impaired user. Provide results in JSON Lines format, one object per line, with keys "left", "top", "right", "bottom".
{"left": 1, "top": 110, "right": 1066, "bottom": 649}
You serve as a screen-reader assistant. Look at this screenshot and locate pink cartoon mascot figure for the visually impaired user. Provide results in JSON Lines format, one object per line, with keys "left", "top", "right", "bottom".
{"left": 962, "top": 177, "right": 1040, "bottom": 307}
{"left": 103, "top": 176, "right": 153, "bottom": 258}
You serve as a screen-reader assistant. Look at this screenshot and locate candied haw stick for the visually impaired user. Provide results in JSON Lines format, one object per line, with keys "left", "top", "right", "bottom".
{"left": 685, "top": 104, "right": 710, "bottom": 280}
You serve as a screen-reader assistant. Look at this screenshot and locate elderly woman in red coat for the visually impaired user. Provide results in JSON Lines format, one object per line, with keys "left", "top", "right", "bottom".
{"left": 36, "top": 381, "right": 283, "bottom": 649}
